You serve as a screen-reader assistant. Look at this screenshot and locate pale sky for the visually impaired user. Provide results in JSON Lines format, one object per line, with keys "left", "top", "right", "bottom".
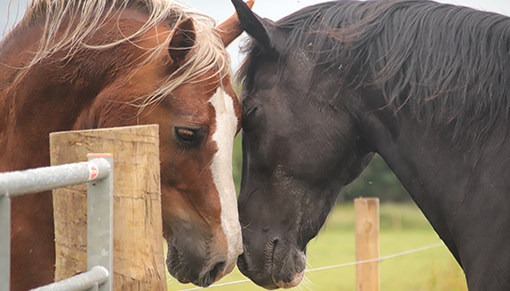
{"left": 2, "top": 0, "right": 510, "bottom": 68}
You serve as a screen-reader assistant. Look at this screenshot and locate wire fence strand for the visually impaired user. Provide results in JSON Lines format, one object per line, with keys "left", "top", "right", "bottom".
{"left": 177, "top": 242, "right": 445, "bottom": 291}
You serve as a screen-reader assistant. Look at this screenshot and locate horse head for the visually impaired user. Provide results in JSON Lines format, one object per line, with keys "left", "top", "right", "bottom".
{"left": 70, "top": 0, "right": 255, "bottom": 286}
{"left": 232, "top": 0, "right": 373, "bottom": 288}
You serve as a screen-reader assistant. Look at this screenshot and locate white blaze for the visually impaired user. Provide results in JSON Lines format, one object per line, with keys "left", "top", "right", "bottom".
{"left": 209, "top": 87, "right": 243, "bottom": 270}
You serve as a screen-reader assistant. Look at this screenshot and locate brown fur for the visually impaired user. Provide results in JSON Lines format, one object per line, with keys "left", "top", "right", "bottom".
{"left": 0, "top": 0, "right": 245, "bottom": 289}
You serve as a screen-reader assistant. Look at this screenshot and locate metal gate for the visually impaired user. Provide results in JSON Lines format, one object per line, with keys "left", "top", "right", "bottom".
{"left": 0, "top": 153, "right": 113, "bottom": 291}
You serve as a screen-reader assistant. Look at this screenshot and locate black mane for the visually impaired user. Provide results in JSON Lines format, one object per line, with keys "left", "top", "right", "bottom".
{"left": 239, "top": 0, "right": 510, "bottom": 141}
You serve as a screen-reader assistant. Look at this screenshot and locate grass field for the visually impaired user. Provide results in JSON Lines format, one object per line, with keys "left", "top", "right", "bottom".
{"left": 167, "top": 203, "right": 467, "bottom": 291}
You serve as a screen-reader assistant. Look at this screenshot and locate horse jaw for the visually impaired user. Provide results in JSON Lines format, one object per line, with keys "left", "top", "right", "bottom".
{"left": 215, "top": 0, "right": 255, "bottom": 47}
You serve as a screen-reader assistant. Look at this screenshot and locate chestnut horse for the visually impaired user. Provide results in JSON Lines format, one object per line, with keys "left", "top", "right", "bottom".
{"left": 233, "top": 0, "right": 510, "bottom": 289}
{"left": 0, "top": 0, "right": 253, "bottom": 289}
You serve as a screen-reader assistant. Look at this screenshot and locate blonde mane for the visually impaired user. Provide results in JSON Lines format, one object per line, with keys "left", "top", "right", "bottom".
{"left": 6, "top": 0, "right": 231, "bottom": 107}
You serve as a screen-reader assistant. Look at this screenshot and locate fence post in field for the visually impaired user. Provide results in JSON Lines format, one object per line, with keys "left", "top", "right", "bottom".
{"left": 50, "top": 125, "right": 167, "bottom": 291}
{"left": 355, "top": 197, "right": 380, "bottom": 291}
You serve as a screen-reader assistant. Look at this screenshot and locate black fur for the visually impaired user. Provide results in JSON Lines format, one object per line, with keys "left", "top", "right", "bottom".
{"left": 239, "top": 0, "right": 510, "bottom": 143}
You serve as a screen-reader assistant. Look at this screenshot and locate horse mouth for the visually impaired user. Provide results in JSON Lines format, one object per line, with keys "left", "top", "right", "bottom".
{"left": 237, "top": 240, "right": 306, "bottom": 289}
{"left": 167, "top": 245, "right": 227, "bottom": 287}
{"left": 270, "top": 239, "right": 306, "bottom": 289}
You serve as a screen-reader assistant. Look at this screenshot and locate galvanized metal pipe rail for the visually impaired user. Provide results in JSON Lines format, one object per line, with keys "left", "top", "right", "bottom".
{"left": 0, "top": 154, "right": 113, "bottom": 291}
{"left": 31, "top": 266, "right": 109, "bottom": 291}
{"left": 0, "top": 158, "right": 111, "bottom": 197}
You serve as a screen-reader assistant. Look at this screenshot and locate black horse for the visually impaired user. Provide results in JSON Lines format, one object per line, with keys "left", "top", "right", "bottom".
{"left": 232, "top": 0, "right": 510, "bottom": 289}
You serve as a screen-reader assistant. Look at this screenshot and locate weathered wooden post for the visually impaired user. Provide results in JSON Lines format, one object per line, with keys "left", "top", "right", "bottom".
{"left": 50, "top": 125, "right": 167, "bottom": 291}
{"left": 355, "top": 197, "right": 380, "bottom": 291}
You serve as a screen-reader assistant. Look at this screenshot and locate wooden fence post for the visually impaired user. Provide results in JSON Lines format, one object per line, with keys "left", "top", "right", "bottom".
{"left": 355, "top": 197, "right": 380, "bottom": 291}
{"left": 50, "top": 125, "right": 167, "bottom": 291}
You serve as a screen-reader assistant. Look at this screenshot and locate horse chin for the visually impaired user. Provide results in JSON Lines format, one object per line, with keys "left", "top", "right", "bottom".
{"left": 248, "top": 271, "right": 304, "bottom": 290}
{"left": 275, "top": 271, "right": 305, "bottom": 289}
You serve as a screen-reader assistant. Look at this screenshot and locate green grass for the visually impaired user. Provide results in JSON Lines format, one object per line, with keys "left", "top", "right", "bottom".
{"left": 167, "top": 203, "right": 467, "bottom": 291}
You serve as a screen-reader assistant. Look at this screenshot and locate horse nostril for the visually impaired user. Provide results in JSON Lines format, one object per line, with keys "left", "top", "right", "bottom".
{"left": 237, "top": 253, "right": 250, "bottom": 276}
{"left": 264, "top": 238, "right": 279, "bottom": 260}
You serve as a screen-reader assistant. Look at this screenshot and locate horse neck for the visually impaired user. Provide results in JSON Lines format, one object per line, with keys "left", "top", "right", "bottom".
{"left": 360, "top": 101, "right": 510, "bottom": 263}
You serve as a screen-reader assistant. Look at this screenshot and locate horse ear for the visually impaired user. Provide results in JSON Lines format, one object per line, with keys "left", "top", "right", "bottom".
{"left": 169, "top": 18, "right": 196, "bottom": 64}
{"left": 231, "top": 0, "right": 273, "bottom": 51}
{"left": 215, "top": 0, "right": 255, "bottom": 47}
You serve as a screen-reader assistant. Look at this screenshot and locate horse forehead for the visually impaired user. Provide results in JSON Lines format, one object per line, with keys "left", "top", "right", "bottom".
{"left": 173, "top": 73, "right": 237, "bottom": 108}
{"left": 171, "top": 84, "right": 219, "bottom": 114}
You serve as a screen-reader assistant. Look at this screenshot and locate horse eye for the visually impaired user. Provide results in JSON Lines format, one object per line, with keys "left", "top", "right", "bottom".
{"left": 242, "top": 106, "right": 259, "bottom": 129}
{"left": 175, "top": 127, "right": 196, "bottom": 144}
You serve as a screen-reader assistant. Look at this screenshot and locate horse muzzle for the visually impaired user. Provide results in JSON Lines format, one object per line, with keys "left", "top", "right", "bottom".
{"left": 237, "top": 238, "right": 306, "bottom": 289}
{"left": 166, "top": 240, "right": 233, "bottom": 287}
